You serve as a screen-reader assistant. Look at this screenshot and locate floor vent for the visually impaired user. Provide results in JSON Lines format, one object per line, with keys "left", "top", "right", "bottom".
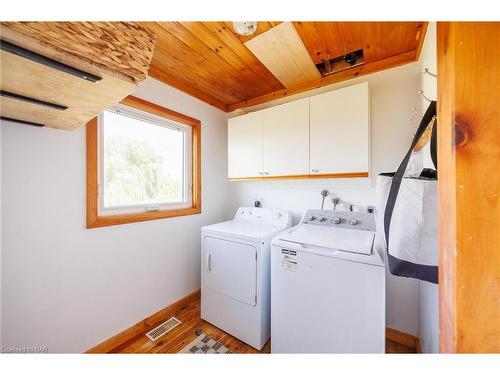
{"left": 145, "top": 317, "right": 181, "bottom": 341}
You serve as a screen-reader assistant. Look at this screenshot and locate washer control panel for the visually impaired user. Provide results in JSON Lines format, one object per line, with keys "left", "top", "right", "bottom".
{"left": 301, "top": 209, "right": 375, "bottom": 231}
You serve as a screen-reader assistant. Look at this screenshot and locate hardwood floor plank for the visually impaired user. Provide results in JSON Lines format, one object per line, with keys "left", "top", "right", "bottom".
{"left": 386, "top": 339, "right": 417, "bottom": 354}
{"left": 119, "top": 302, "right": 200, "bottom": 353}
{"left": 111, "top": 294, "right": 415, "bottom": 354}
{"left": 110, "top": 297, "right": 200, "bottom": 353}
{"left": 149, "top": 306, "right": 203, "bottom": 353}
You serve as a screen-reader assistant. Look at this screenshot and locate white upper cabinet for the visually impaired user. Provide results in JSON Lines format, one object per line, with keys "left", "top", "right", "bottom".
{"left": 262, "top": 98, "right": 310, "bottom": 176}
{"left": 228, "top": 111, "right": 263, "bottom": 178}
{"left": 309, "top": 82, "right": 370, "bottom": 175}
{"left": 227, "top": 82, "right": 370, "bottom": 180}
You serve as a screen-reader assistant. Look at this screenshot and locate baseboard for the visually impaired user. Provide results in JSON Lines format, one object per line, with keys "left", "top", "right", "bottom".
{"left": 386, "top": 327, "right": 422, "bottom": 352}
{"left": 85, "top": 289, "right": 200, "bottom": 353}
{"left": 86, "top": 294, "right": 422, "bottom": 354}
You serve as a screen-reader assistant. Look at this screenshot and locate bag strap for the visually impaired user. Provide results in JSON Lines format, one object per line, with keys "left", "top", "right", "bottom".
{"left": 430, "top": 115, "right": 438, "bottom": 170}
{"left": 383, "top": 101, "right": 437, "bottom": 247}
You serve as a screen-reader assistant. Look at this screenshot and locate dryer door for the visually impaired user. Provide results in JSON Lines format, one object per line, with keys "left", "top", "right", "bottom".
{"left": 203, "top": 236, "right": 257, "bottom": 307}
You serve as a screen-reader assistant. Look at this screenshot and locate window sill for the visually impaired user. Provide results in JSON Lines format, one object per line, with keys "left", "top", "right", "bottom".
{"left": 86, "top": 206, "right": 202, "bottom": 229}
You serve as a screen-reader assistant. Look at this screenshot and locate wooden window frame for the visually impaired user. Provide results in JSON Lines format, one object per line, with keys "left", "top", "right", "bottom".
{"left": 86, "top": 95, "right": 201, "bottom": 228}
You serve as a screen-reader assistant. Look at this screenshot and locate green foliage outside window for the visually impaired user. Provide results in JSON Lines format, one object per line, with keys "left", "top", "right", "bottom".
{"left": 104, "top": 137, "right": 182, "bottom": 207}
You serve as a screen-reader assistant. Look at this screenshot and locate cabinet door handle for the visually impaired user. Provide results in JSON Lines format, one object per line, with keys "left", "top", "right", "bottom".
{"left": 264, "top": 172, "right": 270, "bottom": 175}
{"left": 311, "top": 169, "right": 320, "bottom": 173}
{"left": 259, "top": 172, "right": 264, "bottom": 176}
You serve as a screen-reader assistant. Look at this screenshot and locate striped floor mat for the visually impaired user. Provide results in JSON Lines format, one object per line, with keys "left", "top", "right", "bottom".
{"left": 179, "top": 332, "right": 232, "bottom": 354}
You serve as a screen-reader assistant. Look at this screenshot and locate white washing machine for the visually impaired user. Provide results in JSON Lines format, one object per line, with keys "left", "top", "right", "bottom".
{"left": 201, "top": 207, "right": 291, "bottom": 350}
{"left": 271, "top": 209, "right": 385, "bottom": 353}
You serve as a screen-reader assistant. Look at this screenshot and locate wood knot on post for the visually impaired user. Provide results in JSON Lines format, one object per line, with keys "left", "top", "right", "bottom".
{"left": 454, "top": 120, "right": 473, "bottom": 148}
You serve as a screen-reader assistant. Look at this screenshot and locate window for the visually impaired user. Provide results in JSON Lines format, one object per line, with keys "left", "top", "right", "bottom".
{"left": 100, "top": 107, "right": 189, "bottom": 212}
{"left": 87, "top": 96, "right": 201, "bottom": 228}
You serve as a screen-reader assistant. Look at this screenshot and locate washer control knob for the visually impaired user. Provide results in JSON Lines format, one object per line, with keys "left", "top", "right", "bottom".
{"left": 309, "top": 216, "right": 317, "bottom": 221}
{"left": 349, "top": 219, "right": 358, "bottom": 226}
{"left": 332, "top": 216, "right": 341, "bottom": 224}
{"left": 319, "top": 217, "right": 327, "bottom": 222}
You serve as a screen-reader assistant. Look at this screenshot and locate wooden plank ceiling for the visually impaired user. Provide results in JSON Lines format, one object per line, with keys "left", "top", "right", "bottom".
{"left": 245, "top": 22, "right": 321, "bottom": 88}
{"left": 140, "top": 22, "right": 427, "bottom": 112}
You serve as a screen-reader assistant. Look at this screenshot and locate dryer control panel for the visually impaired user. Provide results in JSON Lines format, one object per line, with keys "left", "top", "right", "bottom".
{"left": 235, "top": 207, "right": 292, "bottom": 226}
{"left": 301, "top": 209, "right": 375, "bottom": 231}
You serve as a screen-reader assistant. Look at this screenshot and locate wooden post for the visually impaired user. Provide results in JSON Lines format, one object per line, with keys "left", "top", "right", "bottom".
{"left": 437, "top": 22, "right": 500, "bottom": 353}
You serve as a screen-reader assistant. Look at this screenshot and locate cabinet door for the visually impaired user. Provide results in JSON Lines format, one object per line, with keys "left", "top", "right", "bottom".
{"left": 228, "top": 111, "right": 263, "bottom": 178}
{"left": 262, "top": 98, "right": 310, "bottom": 176}
{"left": 310, "top": 82, "right": 370, "bottom": 175}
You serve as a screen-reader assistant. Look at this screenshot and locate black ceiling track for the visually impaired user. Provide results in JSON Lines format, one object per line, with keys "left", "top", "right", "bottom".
{"left": 0, "top": 90, "right": 68, "bottom": 111}
{"left": 1, "top": 116, "right": 45, "bottom": 127}
{"left": 0, "top": 39, "right": 102, "bottom": 83}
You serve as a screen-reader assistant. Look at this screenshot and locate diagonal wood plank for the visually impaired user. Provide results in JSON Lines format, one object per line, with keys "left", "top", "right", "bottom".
{"left": 150, "top": 46, "right": 240, "bottom": 104}
{"left": 313, "top": 22, "right": 345, "bottom": 60}
{"left": 293, "top": 21, "right": 331, "bottom": 64}
{"left": 146, "top": 22, "right": 252, "bottom": 101}
{"left": 336, "top": 22, "right": 382, "bottom": 63}
{"left": 202, "top": 22, "right": 283, "bottom": 92}
{"left": 228, "top": 21, "right": 283, "bottom": 43}
{"left": 245, "top": 22, "right": 321, "bottom": 88}
{"left": 178, "top": 21, "right": 276, "bottom": 96}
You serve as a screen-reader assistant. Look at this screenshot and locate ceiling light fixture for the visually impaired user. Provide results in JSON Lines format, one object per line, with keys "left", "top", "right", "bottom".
{"left": 232, "top": 22, "right": 258, "bottom": 36}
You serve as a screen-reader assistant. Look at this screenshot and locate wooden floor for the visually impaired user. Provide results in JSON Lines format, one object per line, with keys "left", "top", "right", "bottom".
{"left": 111, "top": 295, "right": 415, "bottom": 354}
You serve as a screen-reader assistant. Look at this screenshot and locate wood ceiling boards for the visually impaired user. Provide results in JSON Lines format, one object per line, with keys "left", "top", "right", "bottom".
{"left": 141, "top": 22, "right": 427, "bottom": 112}
{"left": 245, "top": 22, "right": 321, "bottom": 88}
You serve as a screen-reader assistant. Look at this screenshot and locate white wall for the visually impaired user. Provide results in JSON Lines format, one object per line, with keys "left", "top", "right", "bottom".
{"left": 417, "top": 22, "right": 440, "bottom": 353}
{"left": 0, "top": 77, "right": 229, "bottom": 353}
{"left": 228, "top": 63, "right": 423, "bottom": 336}
{"left": 420, "top": 22, "right": 438, "bottom": 110}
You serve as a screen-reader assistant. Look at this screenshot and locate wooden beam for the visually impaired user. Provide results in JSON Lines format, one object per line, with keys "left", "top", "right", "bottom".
{"left": 414, "top": 22, "right": 429, "bottom": 60}
{"left": 227, "top": 49, "right": 417, "bottom": 112}
{"left": 437, "top": 22, "right": 500, "bottom": 353}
